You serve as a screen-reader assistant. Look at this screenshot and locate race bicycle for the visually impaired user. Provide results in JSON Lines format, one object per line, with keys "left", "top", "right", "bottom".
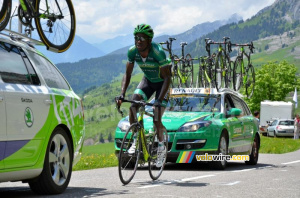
{"left": 115, "top": 98, "right": 168, "bottom": 185}
{"left": 196, "top": 38, "right": 218, "bottom": 88}
{"left": 206, "top": 37, "right": 232, "bottom": 91}
{"left": 175, "top": 42, "right": 194, "bottom": 88}
{"left": 230, "top": 41, "right": 255, "bottom": 98}
{"left": 159, "top": 37, "right": 180, "bottom": 88}
{"left": 0, "top": 0, "right": 76, "bottom": 53}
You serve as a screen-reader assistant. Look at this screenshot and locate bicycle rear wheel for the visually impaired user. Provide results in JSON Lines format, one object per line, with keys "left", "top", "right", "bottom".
{"left": 184, "top": 54, "right": 194, "bottom": 88}
{"left": 148, "top": 128, "right": 168, "bottom": 180}
{"left": 0, "top": 0, "right": 11, "bottom": 31}
{"left": 233, "top": 57, "right": 243, "bottom": 91}
{"left": 118, "top": 123, "right": 141, "bottom": 185}
{"left": 245, "top": 64, "right": 255, "bottom": 98}
{"left": 35, "top": 0, "right": 76, "bottom": 53}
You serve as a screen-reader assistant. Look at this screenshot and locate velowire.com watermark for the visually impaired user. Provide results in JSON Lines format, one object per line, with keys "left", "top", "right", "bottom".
{"left": 196, "top": 153, "right": 249, "bottom": 161}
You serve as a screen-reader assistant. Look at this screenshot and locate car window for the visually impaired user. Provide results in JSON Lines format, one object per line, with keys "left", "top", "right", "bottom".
{"left": 271, "top": 120, "right": 278, "bottom": 126}
{"left": 279, "top": 121, "right": 294, "bottom": 126}
{"left": 166, "top": 95, "right": 221, "bottom": 112}
{"left": 231, "top": 95, "right": 247, "bottom": 116}
{"left": 27, "top": 51, "right": 70, "bottom": 90}
{"left": 0, "top": 41, "right": 32, "bottom": 85}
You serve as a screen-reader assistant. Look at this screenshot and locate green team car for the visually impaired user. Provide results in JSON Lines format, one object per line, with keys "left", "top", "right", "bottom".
{"left": 115, "top": 88, "right": 260, "bottom": 169}
{"left": 0, "top": 33, "right": 85, "bottom": 194}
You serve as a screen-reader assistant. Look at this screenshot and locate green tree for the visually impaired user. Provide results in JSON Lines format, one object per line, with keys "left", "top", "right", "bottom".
{"left": 99, "top": 133, "right": 104, "bottom": 143}
{"left": 108, "top": 132, "right": 113, "bottom": 142}
{"left": 245, "top": 61, "right": 300, "bottom": 112}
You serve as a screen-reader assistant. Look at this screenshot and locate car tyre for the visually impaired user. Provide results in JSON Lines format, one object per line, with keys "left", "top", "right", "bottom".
{"left": 29, "top": 127, "right": 73, "bottom": 195}
{"left": 245, "top": 134, "right": 259, "bottom": 165}
{"left": 212, "top": 132, "right": 228, "bottom": 170}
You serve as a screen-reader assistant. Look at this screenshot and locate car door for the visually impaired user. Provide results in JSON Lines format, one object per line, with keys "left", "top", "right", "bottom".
{"left": 0, "top": 42, "right": 50, "bottom": 169}
{"left": 0, "top": 89, "right": 6, "bottom": 169}
{"left": 231, "top": 95, "right": 253, "bottom": 152}
{"left": 224, "top": 94, "right": 244, "bottom": 153}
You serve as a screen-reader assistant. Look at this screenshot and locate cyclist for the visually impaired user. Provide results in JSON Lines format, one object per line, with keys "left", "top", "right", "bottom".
{"left": 117, "top": 24, "right": 171, "bottom": 167}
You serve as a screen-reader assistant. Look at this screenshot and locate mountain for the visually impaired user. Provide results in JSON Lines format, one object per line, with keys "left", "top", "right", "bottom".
{"left": 58, "top": 0, "right": 300, "bottom": 94}
{"left": 56, "top": 53, "right": 127, "bottom": 93}
{"left": 186, "top": 0, "right": 300, "bottom": 57}
{"left": 103, "top": 13, "right": 242, "bottom": 55}
{"left": 38, "top": 35, "right": 105, "bottom": 64}
{"left": 56, "top": 14, "right": 242, "bottom": 93}
{"left": 93, "top": 34, "right": 133, "bottom": 54}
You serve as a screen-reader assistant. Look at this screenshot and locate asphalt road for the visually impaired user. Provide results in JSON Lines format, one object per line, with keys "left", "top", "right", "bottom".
{"left": 1, "top": 149, "right": 300, "bottom": 198}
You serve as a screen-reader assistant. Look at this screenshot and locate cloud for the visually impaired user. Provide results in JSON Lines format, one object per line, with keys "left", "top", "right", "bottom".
{"left": 73, "top": 0, "right": 276, "bottom": 43}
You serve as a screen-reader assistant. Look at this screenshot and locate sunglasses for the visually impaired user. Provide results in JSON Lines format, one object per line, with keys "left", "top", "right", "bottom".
{"left": 134, "top": 36, "right": 149, "bottom": 42}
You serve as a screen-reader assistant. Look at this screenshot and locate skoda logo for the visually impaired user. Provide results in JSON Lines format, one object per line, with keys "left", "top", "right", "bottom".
{"left": 24, "top": 107, "right": 34, "bottom": 127}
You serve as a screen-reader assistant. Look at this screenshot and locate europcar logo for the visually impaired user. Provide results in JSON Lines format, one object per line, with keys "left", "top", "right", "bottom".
{"left": 24, "top": 107, "right": 34, "bottom": 127}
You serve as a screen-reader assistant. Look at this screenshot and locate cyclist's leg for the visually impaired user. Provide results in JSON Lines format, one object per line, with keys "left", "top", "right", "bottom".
{"left": 153, "top": 82, "right": 168, "bottom": 167}
{"left": 130, "top": 76, "right": 154, "bottom": 124}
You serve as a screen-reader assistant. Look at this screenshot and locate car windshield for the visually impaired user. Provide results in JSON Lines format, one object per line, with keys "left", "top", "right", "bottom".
{"left": 278, "top": 121, "right": 294, "bottom": 126}
{"left": 165, "top": 95, "right": 221, "bottom": 112}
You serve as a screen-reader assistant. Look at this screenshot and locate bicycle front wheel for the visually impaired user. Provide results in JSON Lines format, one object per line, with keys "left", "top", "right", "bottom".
{"left": 185, "top": 54, "right": 194, "bottom": 88}
{"left": 0, "top": 0, "right": 11, "bottom": 31}
{"left": 118, "top": 123, "right": 141, "bottom": 185}
{"left": 245, "top": 64, "right": 255, "bottom": 98}
{"left": 35, "top": 0, "right": 76, "bottom": 53}
{"left": 148, "top": 128, "right": 168, "bottom": 180}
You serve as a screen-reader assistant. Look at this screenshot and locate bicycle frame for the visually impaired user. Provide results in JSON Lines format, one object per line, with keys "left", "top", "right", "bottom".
{"left": 136, "top": 106, "right": 151, "bottom": 161}
{"left": 19, "top": 0, "right": 63, "bottom": 20}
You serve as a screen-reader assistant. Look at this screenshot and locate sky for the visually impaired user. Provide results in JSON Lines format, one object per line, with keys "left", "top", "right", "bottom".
{"left": 73, "top": 0, "right": 276, "bottom": 44}
{"left": 9, "top": 0, "right": 276, "bottom": 44}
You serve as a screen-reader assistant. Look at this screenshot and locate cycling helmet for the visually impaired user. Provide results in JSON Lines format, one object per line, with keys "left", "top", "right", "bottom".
{"left": 133, "top": 24, "right": 154, "bottom": 38}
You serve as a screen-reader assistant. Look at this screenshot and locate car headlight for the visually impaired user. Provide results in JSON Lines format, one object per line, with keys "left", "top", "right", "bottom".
{"left": 117, "top": 120, "right": 130, "bottom": 132}
{"left": 178, "top": 121, "right": 212, "bottom": 132}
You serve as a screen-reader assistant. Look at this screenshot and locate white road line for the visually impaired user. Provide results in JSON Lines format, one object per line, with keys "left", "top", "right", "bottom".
{"left": 138, "top": 175, "right": 215, "bottom": 189}
{"left": 222, "top": 181, "right": 241, "bottom": 186}
{"left": 231, "top": 168, "right": 256, "bottom": 173}
{"left": 281, "top": 160, "right": 300, "bottom": 165}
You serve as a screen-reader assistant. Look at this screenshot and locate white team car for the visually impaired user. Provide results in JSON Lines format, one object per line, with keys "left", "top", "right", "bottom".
{"left": 0, "top": 33, "right": 85, "bottom": 194}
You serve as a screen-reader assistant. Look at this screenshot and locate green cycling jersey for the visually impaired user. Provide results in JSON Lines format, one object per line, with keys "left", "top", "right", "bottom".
{"left": 127, "top": 42, "right": 170, "bottom": 83}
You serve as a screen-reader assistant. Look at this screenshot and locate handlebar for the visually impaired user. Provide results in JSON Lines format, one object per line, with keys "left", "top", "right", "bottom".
{"left": 115, "top": 97, "right": 153, "bottom": 117}
{"left": 230, "top": 42, "right": 255, "bottom": 53}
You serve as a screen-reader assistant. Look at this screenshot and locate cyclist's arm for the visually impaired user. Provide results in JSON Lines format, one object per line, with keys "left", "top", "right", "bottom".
{"left": 158, "top": 65, "right": 171, "bottom": 102}
{"left": 121, "top": 61, "right": 134, "bottom": 96}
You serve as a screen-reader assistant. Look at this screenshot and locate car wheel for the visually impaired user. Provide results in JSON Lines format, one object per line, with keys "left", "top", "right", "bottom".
{"left": 29, "top": 127, "right": 73, "bottom": 195}
{"left": 212, "top": 133, "right": 228, "bottom": 170}
{"left": 245, "top": 134, "right": 259, "bottom": 165}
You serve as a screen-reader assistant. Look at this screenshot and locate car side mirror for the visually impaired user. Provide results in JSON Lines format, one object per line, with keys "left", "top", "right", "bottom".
{"left": 228, "top": 108, "right": 242, "bottom": 117}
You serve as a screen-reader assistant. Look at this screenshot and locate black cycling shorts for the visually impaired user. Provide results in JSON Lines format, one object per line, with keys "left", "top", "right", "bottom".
{"left": 134, "top": 76, "right": 168, "bottom": 106}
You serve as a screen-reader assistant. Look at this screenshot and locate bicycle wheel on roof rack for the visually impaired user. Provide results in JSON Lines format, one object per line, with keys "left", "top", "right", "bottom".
{"left": 245, "top": 64, "right": 255, "bottom": 98}
{"left": 171, "top": 55, "right": 181, "bottom": 88}
{"left": 184, "top": 54, "right": 194, "bottom": 88}
{"left": 0, "top": 0, "right": 12, "bottom": 31}
{"left": 34, "top": 0, "right": 76, "bottom": 53}
{"left": 214, "top": 54, "right": 224, "bottom": 92}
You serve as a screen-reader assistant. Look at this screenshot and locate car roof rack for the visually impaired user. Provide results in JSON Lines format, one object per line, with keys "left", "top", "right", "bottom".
{"left": 0, "top": 29, "right": 44, "bottom": 49}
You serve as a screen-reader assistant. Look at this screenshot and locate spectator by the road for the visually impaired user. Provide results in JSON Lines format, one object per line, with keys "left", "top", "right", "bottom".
{"left": 254, "top": 111, "right": 260, "bottom": 131}
{"left": 294, "top": 114, "right": 300, "bottom": 139}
